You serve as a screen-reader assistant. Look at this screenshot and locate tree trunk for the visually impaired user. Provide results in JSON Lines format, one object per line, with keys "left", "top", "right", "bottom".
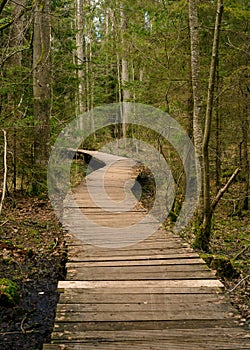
{"left": 76, "top": 0, "right": 85, "bottom": 116}
{"left": 201, "top": 0, "right": 224, "bottom": 250}
{"left": 33, "top": 0, "right": 51, "bottom": 193}
{"left": 188, "top": 0, "right": 204, "bottom": 224}
{"left": 215, "top": 61, "right": 222, "bottom": 190}
{"left": 0, "top": 130, "right": 7, "bottom": 215}
{"left": 188, "top": 0, "right": 203, "bottom": 161}
{"left": 121, "top": 6, "right": 130, "bottom": 142}
{"left": 9, "top": 0, "right": 24, "bottom": 192}
{"left": 238, "top": 79, "right": 249, "bottom": 213}
{"left": 187, "top": 71, "right": 194, "bottom": 140}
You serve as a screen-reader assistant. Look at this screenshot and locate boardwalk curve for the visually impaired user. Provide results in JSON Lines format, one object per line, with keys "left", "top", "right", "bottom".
{"left": 44, "top": 150, "right": 250, "bottom": 350}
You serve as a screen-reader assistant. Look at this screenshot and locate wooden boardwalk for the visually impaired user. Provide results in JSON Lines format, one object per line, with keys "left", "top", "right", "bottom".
{"left": 44, "top": 151, "right": 250, "bottom": 350}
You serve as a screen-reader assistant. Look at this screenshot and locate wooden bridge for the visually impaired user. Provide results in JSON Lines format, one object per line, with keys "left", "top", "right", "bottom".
{"left": 44, "top": 150, "right": 250, "bottom": 350}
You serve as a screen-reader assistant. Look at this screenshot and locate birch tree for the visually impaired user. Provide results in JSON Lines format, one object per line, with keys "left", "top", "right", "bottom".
{"left": 120, "top": 4, "right": 130, "bottom": 141}
{"left": 188, "top": 0, "right": 203, "bottom": 162}
{"left": 75, "top": 0, "right": 85, "bottom": 115}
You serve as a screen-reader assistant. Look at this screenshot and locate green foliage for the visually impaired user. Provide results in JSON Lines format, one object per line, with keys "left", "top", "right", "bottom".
{"left": 70, "top": 160, "right": 88, "bottom": 188}
{"left": 192, "top": 224, "right": 210, "bottom": 253}
{"left": 0, "top": 0, "right": 248, "bottom": 254}
{"left": 0, "top": 278, "right": 20, "bottom": 307}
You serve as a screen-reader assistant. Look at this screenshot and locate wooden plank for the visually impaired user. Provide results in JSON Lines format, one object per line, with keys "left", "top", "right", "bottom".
{"left": 64, "top": 235, "right": 185, "bottom": 245}
{"left": 66, "top": 263, "right": 210, "bottom": 273}
{"left": 64, "top": 240, "right": 189, "bottom": 250}
{"left": 55, "top": 302, "right": 231, "bottom": 314}
{"left": 51, "top": 328, "right": 250, "bottom": 342}
{"left": 66, "top": 253, "right": 200, "bottom": 262}
{"left": 67, "top": 248, "right": 197, "bottom": 260}
{"left": 55, "top": 309, "right": 233, "bottom": 322}
{"left": 67, "top": 270, "right": 215, "bottom": 281}
{"left": 58, "top": 286, "right": 223, "bottom": 294}
{"left": 67, "top": 258, "right": 208, "bottom": 269}
{"left": 58, "top": 279, "right": 224, "bottom": 292}
{"left": 44, "top": 339, "right": 250, "bottom": 350}
{"left": 66, "top": 257, "right": 206, "bottom": 267}
{"left": 43, "top": 344, "right": 250, "bottom": 350}
{"left": 59, "top": 291, "right": 226, "bottom": 304}
{"left": 52, "top": 319, "right": 239, "bottom": 332}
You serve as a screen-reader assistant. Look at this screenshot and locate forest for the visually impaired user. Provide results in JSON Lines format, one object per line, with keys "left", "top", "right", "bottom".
{"left": 0, "top": 0, "right": 249, "bottom": 349}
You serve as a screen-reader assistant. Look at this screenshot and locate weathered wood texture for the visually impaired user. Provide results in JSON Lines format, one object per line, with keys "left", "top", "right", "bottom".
{"left": 43, "top": 150, "right": 250, "bottom": 349}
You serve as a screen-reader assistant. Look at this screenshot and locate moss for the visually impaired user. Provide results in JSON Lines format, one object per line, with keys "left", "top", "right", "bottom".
{"left": 201, "top": 254, "right": 240, "bottom": 279}
{"left": 192, "top": 224, "right": 211, "bottom": 253}
{"left": 0, "top": 278, "right": 20, "bottom": 307}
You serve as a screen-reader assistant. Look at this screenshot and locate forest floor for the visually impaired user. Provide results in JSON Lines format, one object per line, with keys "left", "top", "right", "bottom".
{"left": 0, "top": 179, "right": 249, "bottom": 349}
{"left": 0, "top": 195, "right": 67, "bottom": 350}
{"left": 179, "top": 195, "right": 250, "bottom": 327}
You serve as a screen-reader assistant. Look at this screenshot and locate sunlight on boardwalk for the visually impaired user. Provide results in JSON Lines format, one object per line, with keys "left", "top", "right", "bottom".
{"left": 44, "top": 151, "right": 250, "bottom": 350}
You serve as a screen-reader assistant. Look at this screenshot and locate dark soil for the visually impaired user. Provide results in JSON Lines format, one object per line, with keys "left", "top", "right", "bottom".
{"left": 0, "top": 195, "right": 67, "bottom": 350}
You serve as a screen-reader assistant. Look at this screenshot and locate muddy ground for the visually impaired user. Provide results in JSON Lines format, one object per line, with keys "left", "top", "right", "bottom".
{"left": 0, "top": 196, "right": 66, "bottom": 350}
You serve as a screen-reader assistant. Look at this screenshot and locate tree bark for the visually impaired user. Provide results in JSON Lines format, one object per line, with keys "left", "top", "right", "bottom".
{"left": 0, "top": 130, "right": 7, "bottom": 215}
{"left": 75, "top": 0, "right": 85, "bottom": 116}
{"left": 189, "top": 0, "right": 224, "bottom": 251}
{"left": 188, "top": 0, "right": 203, "bottom": 161}
{"left": 9, "top": 0, "right": 24, "bottom": 66}
{"left": 9, "top": 0, "right": 24, "bottom": 192}
{"left": 188, "top": 0, "right": 204, "bottom": 224}
{"left": 211, "top": 168, "right": 240, "bottom": 211}
{"left": 215, "top": 64, "right": 222, "bottom": 190}
{"left": 238, "top": 79, "right": 249, "bottom": 212}
{"left": 201, "top": 0, "right": 224, "bottom": 249}
{"left": 33, "top": 0, "right": 51, "bottom": 192}
{"left": 120, "top": 6, "right": 130, "bottom": 141}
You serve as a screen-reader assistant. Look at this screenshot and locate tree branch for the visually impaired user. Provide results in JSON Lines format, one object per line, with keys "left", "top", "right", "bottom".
{"left": 0, "top": 5, "right": 31, "bottom": 32}
{"left": 0, "top": 0, "right": 8, "bottom": 15}
{"left": 233, "top": 244, "right": 250, "bottom": 261}
{"left": 228, "top": 274, "right": 250, "bottom": 293}
{"left": 211, "top": 167, "right": 241, "bottom": 212}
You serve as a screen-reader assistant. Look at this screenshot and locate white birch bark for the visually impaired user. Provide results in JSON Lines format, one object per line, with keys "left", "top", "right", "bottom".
{"left": 76, "top": 0, "right": 85, "bottom": 116}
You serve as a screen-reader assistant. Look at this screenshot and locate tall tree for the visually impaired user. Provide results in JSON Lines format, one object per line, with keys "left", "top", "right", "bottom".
{"left": 188, "top": 0, "right": 204, "bottom": 224}
{"left": 188, "top": 0, "right": 203, "bottom": 163}
{"left": 120, "top": 5, "right": 130, "bottom": 140}
{"left": 33, "top": 0, "right": 51, "bottom": 192}
{"left": 75, "top": 0, "right": 85, "bottom": 115}
{"left": 200, "top": 0, "right": 224, "bottom": 250}
{"left": 8, "top": 0, "right": 24, "bottom": 192}
{"left": 238, "top": 76, "right": 249, "bottom": 213}
{"left": 189, "top": 0, "right": 226, "bottom": 251}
